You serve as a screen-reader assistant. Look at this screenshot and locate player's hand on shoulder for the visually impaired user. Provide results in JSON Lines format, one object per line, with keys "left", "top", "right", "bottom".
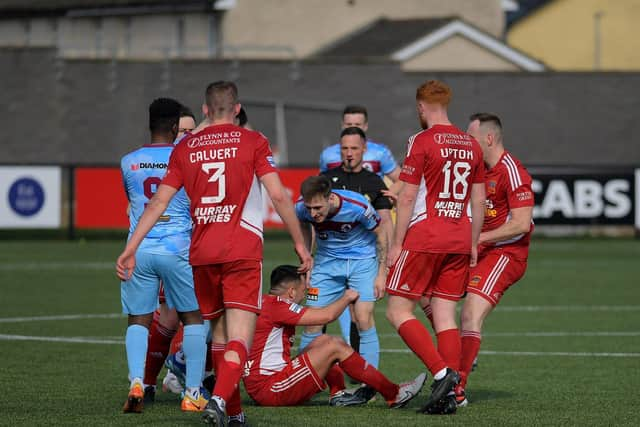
{"left": 344, "top": 289, "right": 359, "bottom": 303}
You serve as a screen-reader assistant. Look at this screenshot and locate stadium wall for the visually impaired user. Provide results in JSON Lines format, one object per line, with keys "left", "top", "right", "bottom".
{"left": 2, "top": 48, "right": 639, "bottom": 169}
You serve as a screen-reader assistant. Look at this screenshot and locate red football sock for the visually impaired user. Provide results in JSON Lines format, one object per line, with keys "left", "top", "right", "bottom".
{"left": 211, "top": 342, "right": 226, "bottom": 373}
{"left": 436, "top": 328, "right": 461, "bottom": 371}
{"left": 339, "top": 352, "right": 398, "bottom": 401}
{"left": 169, "top": 325, "right": 184, "bottom": 355}
{"left": 212, "top": 340, "right": 248, "bottom": 405}
{"left": 397, "top": 318, "right": 446, "bottom": 376}
{"left": 143, "top": 311, "right": 177, "bottom": 386}
{"left": 460, "top": 330, "right": 482, "bottom": 388}
{"left": 325, "top": 364, "right": 346, "bottom": 395}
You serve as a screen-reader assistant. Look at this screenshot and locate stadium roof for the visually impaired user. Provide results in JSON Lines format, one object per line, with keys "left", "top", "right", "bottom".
{"left": 314, "top": 17, "right": 546, "bottom": 71}
{"left": 506, "top": 0, "right": 553, "bottom": 29}
{"left": 0, "top": 0, "right": 235, "bottom": 17}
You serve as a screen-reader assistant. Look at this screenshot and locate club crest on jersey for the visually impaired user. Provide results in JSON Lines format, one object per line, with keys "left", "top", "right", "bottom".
{"left": 488, "top": 180, "right": 497, "bottom": 194}
{"left": 340, "top": 224, "right": 352, "bottom": 233}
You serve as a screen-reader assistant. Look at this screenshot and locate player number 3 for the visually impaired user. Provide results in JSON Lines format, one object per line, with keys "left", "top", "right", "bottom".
{"left": 439, "top": 160, "right": 471, "bottom": 200}
{"left": 201, "top": 161, "right": 226, "bottom": 204}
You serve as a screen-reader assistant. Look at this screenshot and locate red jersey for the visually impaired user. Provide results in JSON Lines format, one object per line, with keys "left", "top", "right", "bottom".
{"left": 244, "top": 295, "right": 306, "bottom": 392}
{"left": 399, "top": 124, "right": 485, "bottom": 254}
{"left": 162, "top": 124, "right": 276, "bottom": 265}
{"left": 481, "top": 151, "right": 534, "bottom": 260}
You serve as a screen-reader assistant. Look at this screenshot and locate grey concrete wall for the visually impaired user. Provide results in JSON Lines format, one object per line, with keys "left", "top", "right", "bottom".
{"left": 1, "top": 48, "right": 639, "bottom": 167}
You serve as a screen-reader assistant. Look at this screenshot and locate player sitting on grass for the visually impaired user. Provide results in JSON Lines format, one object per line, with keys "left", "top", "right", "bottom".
{"left": 243, "top": 265, "right": 426, "bottom": 408}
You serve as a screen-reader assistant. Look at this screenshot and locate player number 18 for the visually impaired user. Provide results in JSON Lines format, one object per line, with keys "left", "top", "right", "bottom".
{"left": 439, "top": 160, "right": 471, "bottom": 200}
{"left": 201, "top": 161, "right": 226, "bottom": 204}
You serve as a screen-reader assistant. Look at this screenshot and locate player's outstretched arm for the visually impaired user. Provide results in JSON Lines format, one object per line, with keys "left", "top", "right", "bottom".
{"left": 387, "top": 182, "right": 419, "bottom": 267}
{"left": 469, "top": 182, "right": 486, "bottom": 267}
{"left": 297, "top": 289, "right": 359, "bottom": 326}
{"left": 261, "top": 172, "right": 313, "bottom": 273}
{"left": 116, "top": 184, "right": 177, "bottom": 280}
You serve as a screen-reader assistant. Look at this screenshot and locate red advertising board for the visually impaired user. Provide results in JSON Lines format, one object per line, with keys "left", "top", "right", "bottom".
{"left": 75, "top": 168, "right": 129, "bottom": 228}
{"left": 74, "top": 167, "right": 318, "bottom": 229}
{"left": 263, "top": 168, "right": 318, "bottom": 229}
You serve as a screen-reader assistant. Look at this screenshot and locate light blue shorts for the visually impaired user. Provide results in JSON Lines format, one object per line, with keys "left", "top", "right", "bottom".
{"left": 121, "top": 250, "right": 199, "bottom": 315}
{"left": 306, "top": 256, "right": 377, "bottom": 308}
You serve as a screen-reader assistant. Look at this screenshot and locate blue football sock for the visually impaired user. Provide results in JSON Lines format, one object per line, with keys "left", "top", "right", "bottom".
{"left": 125, "top": 324, "right": 149, "bottom": 381}
{"left": 337, "top": 307, "right": 352, "bottom": 344}
{"left": 183, "top": 323, "right": 207, "bottom": 389}
{"left": 358, "top": 326, "right": 380, "bottom": 368}
{"left": 299, "top": 331, "right": 322, "bottom": 353}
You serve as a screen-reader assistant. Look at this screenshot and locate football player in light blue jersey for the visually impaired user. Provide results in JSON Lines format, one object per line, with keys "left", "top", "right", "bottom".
{"left": 319, "top": 105, "right": 400, "bottom": 358}
{"left": 319, "top": 105, "right": 400, "bottom": 181}
{"left": 295, "top": 175, "right": 388, "bottom": 371}
{"left": 119, "top": 98, "right": 207, "bottom": 414}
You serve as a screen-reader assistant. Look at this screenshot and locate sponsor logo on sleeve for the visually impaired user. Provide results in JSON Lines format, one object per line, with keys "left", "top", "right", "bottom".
{"left": 516, "top": 191, "right": 533, "bottom": 201}
{"left": 306, "top": 287, "right": 319, "bottom": 301}
{"left": 401, "top": 164, "right": 415, "bottom": 176}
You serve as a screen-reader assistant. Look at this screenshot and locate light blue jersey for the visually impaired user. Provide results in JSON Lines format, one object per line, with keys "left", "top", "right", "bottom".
{"left": 319, "top": 140, "right": 398, "bottom": 177}
{"left": 297, "top": 189, "right": 382, "bottom": 368}
{"left": 295, "top": 189, "right": 380, "bottom": 259}
{"left": 120, "top": 144, "right": 191, "bottom": 255}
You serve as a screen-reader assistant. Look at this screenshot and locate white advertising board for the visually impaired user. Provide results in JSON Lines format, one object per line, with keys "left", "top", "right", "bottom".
{"left": 0, "top": 166, "right": 62, "bottom": 228}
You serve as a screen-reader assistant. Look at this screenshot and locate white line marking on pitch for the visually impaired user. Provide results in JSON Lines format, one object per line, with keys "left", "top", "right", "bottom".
{"left": 0, "top": 334, "right": 123, "bottom": 344}
{"left": 379, "top": 331, "right": 640, "bottom": 338}
{"left": 375, "top": 305, "right": 640, "bottom": 313}
{"left": 379, "top": 349, "right": 640, "bottom": 357}
{"left": 0, "top": 262, "right": 114, "bottom": 271}
{"left": 0, "top": 335, "right": 638, "bottom": 358}
{"left": 494, "top": 305, "right": 640, "bottom": 312}
{"left": 0, "top": 313, "right": 124, "bottom": 323}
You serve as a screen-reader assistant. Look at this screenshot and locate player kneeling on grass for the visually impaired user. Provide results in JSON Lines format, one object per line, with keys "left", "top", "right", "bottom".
{"left": 243, "top": 265, "right": 426, "bottom": 408}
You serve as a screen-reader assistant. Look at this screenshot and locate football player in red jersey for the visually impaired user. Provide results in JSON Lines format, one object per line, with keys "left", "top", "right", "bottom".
{"left": 117, "top": 81, "right": 312, "bottom": 426}
{"left": 243, "top": 265, "right": 426, "bottom": 408}
{"left": 385, "top": 80, "right": 486, "bottom": 415}
{"left": 455, "top": 113, "right": 534, "bottom": 407}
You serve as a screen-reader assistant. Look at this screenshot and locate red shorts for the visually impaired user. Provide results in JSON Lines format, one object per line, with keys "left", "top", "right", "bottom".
{"left": 192, "top": 260, "right": 262, "bottom": 320}
{"left": 386, "top": 250, "right": 469, "bottom": 301}
{"left": 245, "top": 353, "right": 325, "bottom": 406}
{"left": 467, "top": 250, "right": 527, "bottom": 306}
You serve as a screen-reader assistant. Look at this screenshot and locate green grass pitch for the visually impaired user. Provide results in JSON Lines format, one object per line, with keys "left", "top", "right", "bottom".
{"left": 0, "top": 236, "right": 639, "bottom": 426}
